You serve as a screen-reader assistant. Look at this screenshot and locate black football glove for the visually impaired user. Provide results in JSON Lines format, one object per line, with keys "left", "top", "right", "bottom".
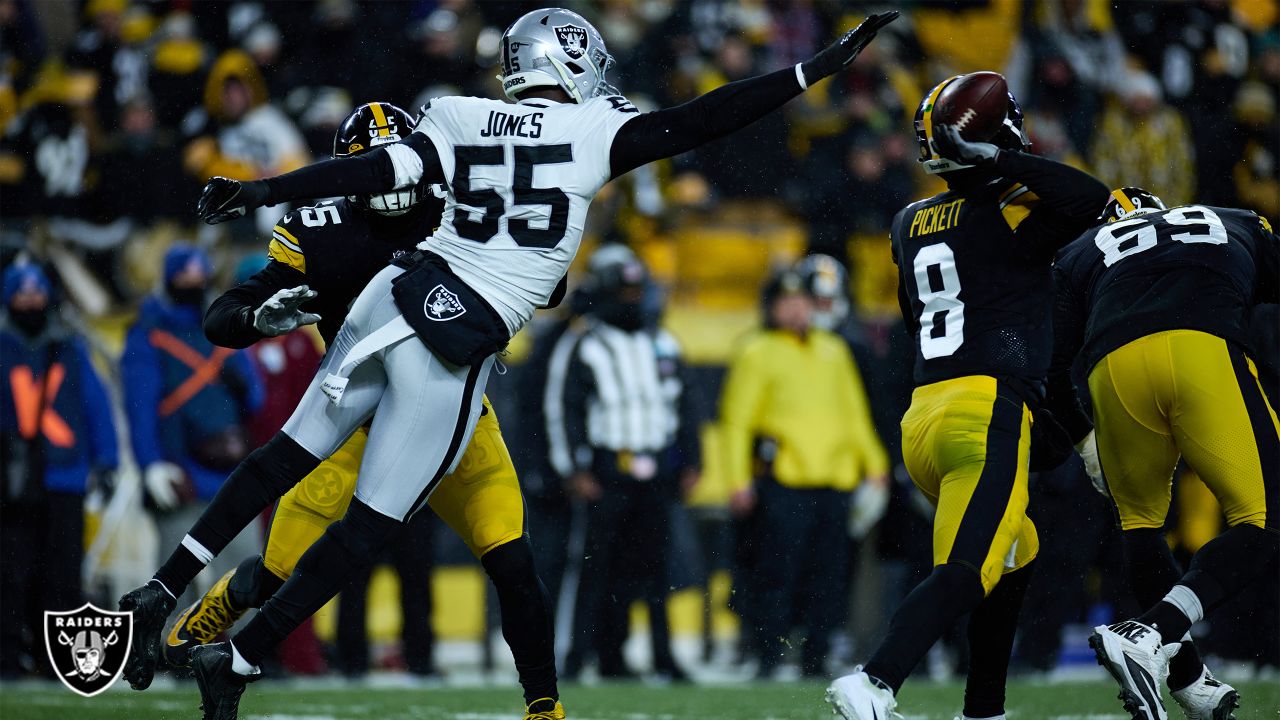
{"left": 197, "top": 177, "right": 269, "bottom": 225}
{"left": 933, "top": 124, "right": 1001, "bottom": 167}
{"left": 800, "top": 11, "right": 900, "bottom": 86}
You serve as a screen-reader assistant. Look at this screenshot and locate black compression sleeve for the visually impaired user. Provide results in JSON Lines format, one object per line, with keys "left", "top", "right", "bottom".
{"left": 260, "top": 133, "right": 443, "bottom": 206}
{"left": 204, "top": 262, "right": 306, "bottom": 349}
{"left": 609, "top": 67, "right": 803, "bottom": 178}
{"left": 993, "top": 152, "right": 1109, "bottom": 223}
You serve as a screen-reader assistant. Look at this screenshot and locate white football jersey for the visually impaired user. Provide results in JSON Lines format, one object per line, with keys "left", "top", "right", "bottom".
{"left": 411, "top": 94, "right": 639, "bottom": 335}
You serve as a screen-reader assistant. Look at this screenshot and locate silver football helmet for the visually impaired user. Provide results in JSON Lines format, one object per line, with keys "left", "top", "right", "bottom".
{"left": 499, "top": 8, "right": 617, "bottom": 103}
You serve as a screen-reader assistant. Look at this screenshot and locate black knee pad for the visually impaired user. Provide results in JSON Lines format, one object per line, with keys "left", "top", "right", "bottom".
{"left": 226, "top": 555, "right": 285, "bottom": 610}
{"left": 324, "top": 499, "right": 402, "bottom": 562}
{"left": 481, "top": 536, "right": 537, "bottom": 582}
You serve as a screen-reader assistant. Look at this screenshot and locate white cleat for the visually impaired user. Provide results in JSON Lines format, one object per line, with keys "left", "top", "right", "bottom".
{"left": 826, "top": 667, "right": 902, "bottom": 720}
{"left": 1090, "top": 620, "right": 1181, "bottom": 720}
{"left": 1171, "top": 667, "right": 1239, "bottom": 720}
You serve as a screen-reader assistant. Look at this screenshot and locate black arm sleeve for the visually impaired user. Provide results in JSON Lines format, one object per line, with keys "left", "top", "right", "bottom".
{"left": 260, "top": 133, "right": 444, "bottom": 207}
{"left": 608, "top": 67, "right": 803, "bottom": 178}
{"left": 994, "top": 152, "right": 1110, "bottom": 223}
{"left": 1254, "top": 225, "right": 1279, "bottom": 305}
{"left": 1044, "top": 261, "right": 1094, "bottom": 443}
{"left": 203, "top": 261, "right": 307, "bottom": 349}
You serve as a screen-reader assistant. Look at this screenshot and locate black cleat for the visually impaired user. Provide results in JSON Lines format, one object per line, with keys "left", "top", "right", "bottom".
{"left": 118, "top": 581, "right": 176, "bottom": 690}
{"left": 192, "top": 643, "right": 258, "bottom": 720}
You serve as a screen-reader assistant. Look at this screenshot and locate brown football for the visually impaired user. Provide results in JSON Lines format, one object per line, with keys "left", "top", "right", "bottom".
{"left": 931, "top": 71, "right": 1009, "bottom": 142}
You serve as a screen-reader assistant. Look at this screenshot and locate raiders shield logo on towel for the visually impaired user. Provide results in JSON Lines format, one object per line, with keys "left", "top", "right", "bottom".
{"left": 44, "top": 603, "right": 132, "bottom": 697}
{"left": 555, "top": 24, "right": 588, "bottom": 59}
{"left": 425, "top": 284, "right": 467, "bottom": 322}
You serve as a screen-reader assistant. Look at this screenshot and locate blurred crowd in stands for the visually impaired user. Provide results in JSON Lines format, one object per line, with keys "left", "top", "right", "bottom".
{"left": 2, "top": 0, "right": 1278, "bottom": 682}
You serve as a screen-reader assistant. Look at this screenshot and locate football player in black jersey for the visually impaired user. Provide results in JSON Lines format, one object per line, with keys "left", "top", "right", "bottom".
{"left": 827, "top": 73, "right": 1110, "bottom": 720}
{"left": 1047, "top": 188, "right": 1278, "bottom": 720}
{"left": 132, "top": 103, "right": 564, "bottom": 720}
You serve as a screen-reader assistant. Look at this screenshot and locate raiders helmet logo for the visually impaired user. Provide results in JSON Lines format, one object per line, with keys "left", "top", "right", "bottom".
{"left": 555, "top": 24, "right": 588, "bottom": 59}
{"left": 424, "top": 284, "right": 467, "bottom": 322}
{"left": 44, "top": 603, "right": 132, "bottom": 697}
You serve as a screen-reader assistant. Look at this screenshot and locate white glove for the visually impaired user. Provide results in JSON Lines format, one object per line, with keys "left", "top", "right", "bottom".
{"left": 144, "top": 462, "right": 186, "bottom": 511}
{"left": 253, "top": 285, "right": 321, "bottom": 336}
{"left": 849, "top": 475, "right": 890, "bottom": 539}
{"left": 1076, "top": 430, "right": 1107, "bottom": 496}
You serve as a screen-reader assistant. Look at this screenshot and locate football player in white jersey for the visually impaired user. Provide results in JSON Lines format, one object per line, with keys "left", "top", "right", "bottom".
{"left": 119, "top": 8, "right": 898, "bottom": 719}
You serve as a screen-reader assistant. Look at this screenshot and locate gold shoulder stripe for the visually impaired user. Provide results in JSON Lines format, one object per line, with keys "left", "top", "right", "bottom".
{"left": 272, "top": 226, "right": 303, "bottom": 253}
{"left": 1001, "top": 189, "right": 1041, "bottom": 231}
{"left": 268, "top": 238, "right": 306, "bottom": 273}
{"left": 1260, "top": 215, "right": 1273, "bottom": 233}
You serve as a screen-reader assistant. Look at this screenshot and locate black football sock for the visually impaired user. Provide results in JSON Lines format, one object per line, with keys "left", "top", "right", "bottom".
{"left": 963, "top": 561, "right": 1034, "bottom": 719}
{"left": 864, "top": 562, "right": 985, "bottom": 693}
{"left": 482, "top": 537, "right": 558, "bottom": 704}
{"left": 225, "top": 555, "right": 286, "bottom": 611}
{"left": 231, "top": 499, "right": 398, "bottom": 667}
{"left": 1122, "top": 528, "right": 1203, "bottom": 690}
{"left": 1138, "top": 524, "right": 1280, "bottom": 645}
{"left": 154, "top": 433, "right": 320, "bottom": 598}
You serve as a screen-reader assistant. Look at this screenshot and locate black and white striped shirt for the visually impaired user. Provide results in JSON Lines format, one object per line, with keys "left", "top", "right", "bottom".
{"left": 544, "top": 319, "right": 687, "bottom": 477}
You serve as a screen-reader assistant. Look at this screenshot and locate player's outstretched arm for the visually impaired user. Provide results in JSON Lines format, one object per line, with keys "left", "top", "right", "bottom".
{"left": 609, "top": 11, "right": 898, "bottom": 178}
{"left": 933, "top": 124, "right": 1109, "bottom": 224}
{"left": 196, "top": 134, "right": 444, "bottom": 225}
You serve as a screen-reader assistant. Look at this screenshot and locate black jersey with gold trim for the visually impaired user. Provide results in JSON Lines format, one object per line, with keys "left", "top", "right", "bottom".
{"left": 892, "top": 179, "right": 1051, "bottom": 390}
{"left": 206, "top": 197, "right": 439, "bottom": 349}
{"left": 1053, "top": 206, "right": 1278, "bottom": 374}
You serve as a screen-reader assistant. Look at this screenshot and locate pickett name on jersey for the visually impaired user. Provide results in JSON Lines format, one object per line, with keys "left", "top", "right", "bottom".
{"left": 480, "top": 111, "right": 544, "bottom": 139}
{"left": 909, "top": 198, "right": 965, "bottom": 237}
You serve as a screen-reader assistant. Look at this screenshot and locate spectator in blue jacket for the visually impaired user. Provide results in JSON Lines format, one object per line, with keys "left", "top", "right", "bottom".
{"left": 1, "top": 260, "right": 118, "bottom": 678}
{"left": 121, "top": 244, "right": 264, "bottom": 605}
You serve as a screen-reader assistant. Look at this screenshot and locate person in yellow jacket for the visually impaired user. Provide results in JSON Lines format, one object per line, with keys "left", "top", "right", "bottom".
{"left": 720, "top": 266, "right": 888, "bottom": 679}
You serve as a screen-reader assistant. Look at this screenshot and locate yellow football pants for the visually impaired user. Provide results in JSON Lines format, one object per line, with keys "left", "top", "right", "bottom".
{"left": 263, "top": 396, "right": 525, "bottom": 580}
{"left": 1089, "top": 330, "right": 1279, "bottom": 531}
{"left": 900, "top": 375, "right": 1039, "bottom": 595}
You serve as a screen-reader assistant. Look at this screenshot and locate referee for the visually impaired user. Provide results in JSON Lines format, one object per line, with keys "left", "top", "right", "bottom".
{"left": 545, "top": 246, "right": 699, "bottom": 679}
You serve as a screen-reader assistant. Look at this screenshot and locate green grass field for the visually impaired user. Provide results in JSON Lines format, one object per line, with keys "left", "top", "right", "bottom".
{"left": 2, "top": 679, "right": 1278, "bottom": 720}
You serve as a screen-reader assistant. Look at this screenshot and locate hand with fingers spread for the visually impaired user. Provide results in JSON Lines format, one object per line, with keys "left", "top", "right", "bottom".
{"left": 197, "top": 177, "right": 270, "bottom": 225}
{"left": 800, "top": 11, "right": 900, "bottom": 86}
{"left": 932, "top": 124, "right": 1001, "bottom": 167}
{"left": 253, "top": 285, "right": 321, "bottom": 336}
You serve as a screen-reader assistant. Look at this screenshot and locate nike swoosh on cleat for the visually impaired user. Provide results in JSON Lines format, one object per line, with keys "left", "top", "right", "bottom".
{"left": 1124, "top": 654, "right": 1164, "bottom": 720}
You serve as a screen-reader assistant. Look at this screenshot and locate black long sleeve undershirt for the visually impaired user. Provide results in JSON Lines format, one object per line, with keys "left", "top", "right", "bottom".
{"left": 259, "top": 133, "right": 443, "bottom": 208}
{"left": 204, "top": 262, "right": 306, "bottom": 349}
{"left": 608, "top": 67, "right": 803, "bottom": 179}
{"left": 994, "top": 151, "right": 1110, "bottom": 259}
{"left": 257, "top": 69, "right": 803, "bottom": 206}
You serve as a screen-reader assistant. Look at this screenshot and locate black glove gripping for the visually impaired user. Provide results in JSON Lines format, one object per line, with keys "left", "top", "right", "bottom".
{"left": 932, "top": 124, "right": 1001, "bottom": 167}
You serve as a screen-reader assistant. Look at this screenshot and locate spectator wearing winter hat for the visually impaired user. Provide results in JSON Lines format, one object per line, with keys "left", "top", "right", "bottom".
{"left": 121, "top": 244, "right": 264, "bottom": 607}
{"left": 0, "top": 260, "right": 118, "bottom": 677}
